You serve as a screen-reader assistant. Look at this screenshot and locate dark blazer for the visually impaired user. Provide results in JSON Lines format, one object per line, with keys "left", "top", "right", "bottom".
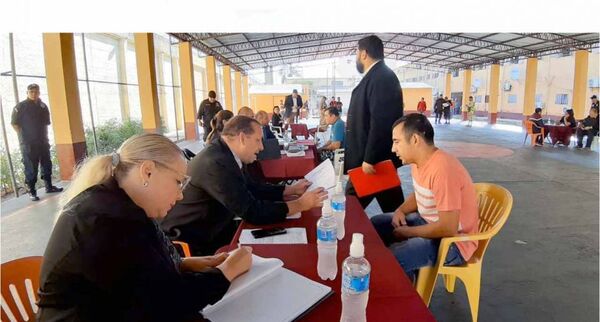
{"left": 271, "top": 113, "right": 283, "bottom": 128}
{"left": 262, "top": 125, "right": 276, "bottom": 140}
{"left": 37, "top": 179, "right": 229, "bottom": 322}
{"left": 344, "top": 61, "right": 404, "bottom": 172}
{"left": 161, "top": 138, "right": 288, "bottom": 255}
{"left": 284, "top": 94, "right": 303, "bottom": 117}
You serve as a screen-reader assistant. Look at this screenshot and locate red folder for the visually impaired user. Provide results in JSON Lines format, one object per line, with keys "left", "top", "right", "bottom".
{"left": 347, "top": 160, "right": 401, "bottom": 197}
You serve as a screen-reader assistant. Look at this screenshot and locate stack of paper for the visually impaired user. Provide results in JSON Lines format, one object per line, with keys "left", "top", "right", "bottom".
{"left": 201, "top": 255, "right": 332, "bottom": 322}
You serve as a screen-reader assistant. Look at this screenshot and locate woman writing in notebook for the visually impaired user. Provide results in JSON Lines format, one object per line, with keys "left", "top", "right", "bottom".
{"left": 37, "top": 133, "right": 252, "bottom": 322}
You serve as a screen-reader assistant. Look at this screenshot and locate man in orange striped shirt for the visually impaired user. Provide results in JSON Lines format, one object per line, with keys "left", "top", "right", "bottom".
{"left": 370, "top": 113, "right": 479, "bottom": 281}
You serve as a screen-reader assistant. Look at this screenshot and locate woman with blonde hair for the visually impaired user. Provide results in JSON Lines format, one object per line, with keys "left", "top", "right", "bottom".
{"left": 206, "top": 110, "right": 234, "bottom": 143}
{"left": 38, "top": 133, "right": 252, "bottom": 322}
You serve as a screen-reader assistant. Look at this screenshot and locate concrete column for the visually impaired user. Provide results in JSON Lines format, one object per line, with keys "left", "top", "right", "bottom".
{"left": 445, "top": 72, "right": 451, "bottom": 98}
{"left": 572, "top": 50, "right": 590, "bottom": 120}
{"left": 42, "top": 33, "right": 86, "bottom": 180}
{"left": 205, "top": 56, "right": 218, "bottom": 93}
{"left": 488, "top": 64, "right": 501, "bottom": 124}
{"left": 242, "top": 75, "right": 249, "bottom": 106}
{"left": 178, "top": 42, "right": 198, "bottom": 140}
{"left": 522, "top": 57, "right": 539, "bottom": 119}
{"left": 222, "top": 65, "right": 233, "bottom": 111}
{"left": 234, "top": 71, "right": 243, "bottom": 113}
{"left": 462, "top": 68, "right": 472, "bottom": 121}
{"left": 134, "top": 33, "right": 161, "bottom": 133}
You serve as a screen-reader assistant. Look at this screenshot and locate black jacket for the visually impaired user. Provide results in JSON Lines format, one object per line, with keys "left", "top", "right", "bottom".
{"left": 271, "top": 113, "right": 283, "bottom": 128}
{"left": 198, "top": 99, "right": 223, "bottom": 128}
{"left": 11, "top": 99, "right": 51, "bottom": 145}
{"left": 283, "top": 94, "right": 303, "bottom": 117}
{"left": 161, "top": 138, "right": 288, "bottom": 255}
{"left": 344, "top": 61, "right": 404, "bottom": 172}
{"left": 37, "top": 179, "right": 229, "bottom": 322}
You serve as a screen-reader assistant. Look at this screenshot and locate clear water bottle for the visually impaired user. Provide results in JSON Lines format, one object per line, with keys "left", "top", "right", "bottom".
{"left": 317, "top": 201, "right": 338, "bottom": 280}
{"left": 331, "top": 181, "right": 346, "bottom": 240}
{"left": 341, "top": 233, "right": 370, "bottom": 322}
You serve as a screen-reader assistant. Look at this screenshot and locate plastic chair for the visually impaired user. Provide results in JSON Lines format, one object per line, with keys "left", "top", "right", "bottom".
{"left": 270, "top": 126, "right": 284, "bottom": 140}
{"left": 415, "top": 183, "right": 513, "bottom": 322}
{"left": 1, "top": 256, "right": 43, "bottom": 322}
{"left": 290, "top": 124, "right": 309, "bottom": 139}
{"left": 172, "top": 241, "right": 192, "bottom": 257}
{"left": 523, "top": 120, "right": 545, "bottom": 146}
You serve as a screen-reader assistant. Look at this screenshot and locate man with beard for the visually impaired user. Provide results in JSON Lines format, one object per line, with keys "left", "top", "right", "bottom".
{"left": 344, "top": 35, "right": 405, "bottom": 212}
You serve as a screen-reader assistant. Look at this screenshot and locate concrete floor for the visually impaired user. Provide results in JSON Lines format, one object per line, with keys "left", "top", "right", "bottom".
{"left": 1, "top": 118, "right": 598, "bottom": 321}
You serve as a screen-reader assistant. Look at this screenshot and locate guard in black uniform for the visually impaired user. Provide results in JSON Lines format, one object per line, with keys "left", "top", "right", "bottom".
{"left": 11, "top": 84, "right": 63, "bottom": 201}
{"left": 197, "top": 90, "right": 223, "bottom": 141}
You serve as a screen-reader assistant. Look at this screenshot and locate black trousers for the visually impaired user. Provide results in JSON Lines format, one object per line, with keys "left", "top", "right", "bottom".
{"left": 202, "top": 125, "right": 211, "bottom": 141}
{"left": 577, "top": 128, "right": 598, "bottom": 148}
{"left": 434, "top": 111, "right": 442, "bottom": 123}
{"left": 20, "top": 142, "right": 52, "bottom": 188}
{"left": 346, "top": 180, "right": 405, "bottom": 213}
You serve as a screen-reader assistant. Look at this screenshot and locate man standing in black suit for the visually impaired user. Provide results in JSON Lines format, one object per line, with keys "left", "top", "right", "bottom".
{"left": 161, "top": 116, "right": 326, "bottom": 255}
{"left": 344, "top": 35, "right": 405, "bottom": 212}
{"left": 284, "top": 89, "right": 303, "bottom": 124}
{"left": 198, "top": 90, "right": 223, "bottom": 141}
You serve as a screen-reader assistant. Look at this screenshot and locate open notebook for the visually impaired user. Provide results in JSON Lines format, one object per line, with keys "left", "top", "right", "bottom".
{"left": 201, "top": 255, "right": 333, "bottom": 322}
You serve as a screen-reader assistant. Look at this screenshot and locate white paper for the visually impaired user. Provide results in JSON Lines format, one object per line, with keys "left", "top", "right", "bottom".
{"left": 304, "top": 160, "right": 336, "bottom": 192}
{"left": 239, "top": 228, "right": 308, "bottom": 244}
{"left": 202, "top": 255, "right": 282, "bottom": 315}
{"left": 202, "top": 254, "right": 332, "bottom": 322}
{"left": 297, "top": 135, "right": 306, "bottom": 140}
{"left": 287, "top": 212, "right": 301, "bottom": 219}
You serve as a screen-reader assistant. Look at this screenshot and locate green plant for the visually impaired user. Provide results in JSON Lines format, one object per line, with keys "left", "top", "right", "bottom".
{"left": 85, "top": 119, "right": 144, "bottom": 155}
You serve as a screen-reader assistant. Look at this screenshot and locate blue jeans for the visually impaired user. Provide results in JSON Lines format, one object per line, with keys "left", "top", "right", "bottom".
{"left": 371, "top": 213, "right": 465, "bottom": 282}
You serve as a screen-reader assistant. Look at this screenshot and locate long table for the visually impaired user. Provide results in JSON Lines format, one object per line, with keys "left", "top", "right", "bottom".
{"left": 259, "top": 149, "right": 316, "bottom": 182}
{"left": 219, "top": 196, "right": 436, "bottom": 322}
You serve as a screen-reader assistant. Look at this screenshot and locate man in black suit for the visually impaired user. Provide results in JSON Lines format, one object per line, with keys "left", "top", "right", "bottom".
{"left": 284, "top": 89, "right": 303, "bottom": 124}
{"left": 344, "top": 35, "right": 405, "bottom": 212}
{"left": 161, "top": 116, "right": 326, "bottom": 256}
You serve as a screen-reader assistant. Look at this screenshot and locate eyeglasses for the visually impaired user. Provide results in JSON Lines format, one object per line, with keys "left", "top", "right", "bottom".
{"left": 155, "top": 161, "right": 191, "bottom": 191}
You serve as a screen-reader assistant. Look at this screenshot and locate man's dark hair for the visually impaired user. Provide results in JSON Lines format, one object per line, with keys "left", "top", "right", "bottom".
{"left": 535, "top": 107, "right": 542, "bottom": 114}
{"left": 27, "top": 83, "right": 40, "bottom": 91}
{"left": 326, "top": 107, "right": 340, "bottom": 117}
{"left": 208, "top": 90, "right": 217, "bottom": 99}
{"left": 358, "top": 35, "right": 384, "bottom": 60}
{"left": 392, "top": 113, "right": 435, "bottom": 145}
{"left": 273, "top": 106, "right": 279, "bottom": 111}
{"left": 469, "top": 96, "right": 473, "bottom": 99}
{"left": 221, "top": 116, "right": 261, "bottom": 137}
{"left": 292, "top": 89, "right": 298, "bottom": 94}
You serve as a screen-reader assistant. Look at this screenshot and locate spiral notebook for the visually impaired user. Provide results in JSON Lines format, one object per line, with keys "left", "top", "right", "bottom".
{"left": 201, "top": 255, "right": 333, "bottom": 322}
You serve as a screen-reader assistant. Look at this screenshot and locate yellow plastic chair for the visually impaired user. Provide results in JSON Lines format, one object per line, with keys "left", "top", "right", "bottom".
{"left": 1, "top": 256, "right": 43, "bottom": 322}
{"left": 415, "top": 183, "right": 513, "bottom": 322}
{"left": 172, "top": 241, "right": 192, "bottom": 257}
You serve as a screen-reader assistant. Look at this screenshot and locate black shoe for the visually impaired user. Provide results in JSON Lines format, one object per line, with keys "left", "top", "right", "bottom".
{"left": 30, "top": 194, "right": 40, "bottom": 201}
{"left": 46, "top": 186, "right": 63, "bottom": 193}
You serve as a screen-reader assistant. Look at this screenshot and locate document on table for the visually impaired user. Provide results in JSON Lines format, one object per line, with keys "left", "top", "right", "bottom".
{"left": 287, "top": 212, "right": 301, "bottom": 219}
{"left": 239, "top": 228, "right": 307, "bottom": 244}
{"left": 201, "top": 254, "right": 332, "bottom": 322}
{"left": 304, "top": 160, "right": 336, "bottom": 192}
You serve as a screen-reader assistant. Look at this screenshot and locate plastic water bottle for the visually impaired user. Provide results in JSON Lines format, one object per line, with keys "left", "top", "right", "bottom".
{"left": 317, "top": 202, "right": 338, "bottom": 280}
{"left": 341, "top": 233, "right": 371, "bottom": 322}
{"left": 331, "top": 181, "right": 346, "bottom": 240}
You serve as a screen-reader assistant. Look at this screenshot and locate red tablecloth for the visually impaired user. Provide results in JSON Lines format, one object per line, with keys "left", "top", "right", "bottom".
{"left": 219, "top": 197, "right": 436, "bottom": 322}
{"left": 548, "top": 125, "right": 575, "bottom": 145}
{"left": 260, "top": 149, "right": 316, "bottom": 181}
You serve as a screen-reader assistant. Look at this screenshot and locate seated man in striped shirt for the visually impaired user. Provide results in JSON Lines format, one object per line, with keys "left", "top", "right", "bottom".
{"left": 370, "top": 113, "right": 479, "bottom": 281}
